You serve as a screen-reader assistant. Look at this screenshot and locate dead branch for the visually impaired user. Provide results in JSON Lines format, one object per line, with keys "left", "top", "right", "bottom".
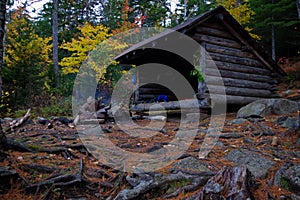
{"left": 5, "top": 108, "right": 31, "bottom": 133}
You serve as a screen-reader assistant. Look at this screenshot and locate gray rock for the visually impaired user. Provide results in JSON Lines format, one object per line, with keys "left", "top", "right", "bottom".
{"left": 237, "top": 99, "right": 299, "bottom": 118}
{"left": 171, "top": 157, "right": 211, "bottom": 175}
{"left": 280, "top": 194, "right": 300, "bottom": 200}
{"left": 0, "top": 166, "right": 17, "bottom": 177}
{"left": 243, "top": 137, "right": 254, "bottom": 144}
{"left": 274, "top": 163, "right": 300, "bottom": 194}
{"left": 206, "top": 132, "right": 244, "bottom": 139}
{"left": 3, "top": 117, "right": 13, "bottom": 121}
{"left": 183, "top": 113, "right": 200, "bottom": 123}
{"left": 228, "top": 118, "right": 248, "bottom": 125}
{"left": 282, "top": 117, "right": 299, "bottom": 129}
{"left": 224, "top": 149, "right": 274, "bottom": 179}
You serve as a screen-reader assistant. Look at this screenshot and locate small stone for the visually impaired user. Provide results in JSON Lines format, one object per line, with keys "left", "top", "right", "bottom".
{"left": 159, "top": 128, "right": 167, "bottom": 134}
{"left": 146, "top": 145, "right": 162, "bottom": 153}
{"left": 272, "top": 136, "right": 279, "bottom": 146}
{"left": 17, "top": 156, "right": 24, "bottom": 161}
{"left": 120, "top": 143, "right": 133, "bottom": 149}
{"left": 243, "top": 137, "right": 253, "bottom": 144}
{"left": 38, "top": 117, "right": 49, "bottom": 125}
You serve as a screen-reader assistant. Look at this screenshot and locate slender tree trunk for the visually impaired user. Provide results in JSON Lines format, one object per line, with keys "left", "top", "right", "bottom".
{"left": 271, "top": 0, "right": 276, "bottom": 61}
{"left": 297, "top": 0, "right": 300, "bottom": 19}
{"left": 85, "top": 0, "right": 90, "bottom": 22}
{"left": 271, "top": 24, "right": 275, "bottom": 60}
{"left": 0, "top": 0, "right": 7, "bottom": 150}
{"left": 184, "top": 0, "right": 187, "bottom": 20}
{"left": 53, "top": 0, "right": 59, "bottom": 87}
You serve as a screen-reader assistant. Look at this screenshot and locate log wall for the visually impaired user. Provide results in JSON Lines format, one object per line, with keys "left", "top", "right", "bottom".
{"left": 133, "top": 16, "right": 280, "bottom": 106}
{"left": 190, "top": 17, "right": 279, "bottom": 105}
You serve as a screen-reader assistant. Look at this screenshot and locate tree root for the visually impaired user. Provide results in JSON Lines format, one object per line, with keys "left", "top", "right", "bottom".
{"left": 114, "top": 170, "right": 214, "bottom": 200}
{"left": 26, "top": 158, "right": 86, "bottom": 196}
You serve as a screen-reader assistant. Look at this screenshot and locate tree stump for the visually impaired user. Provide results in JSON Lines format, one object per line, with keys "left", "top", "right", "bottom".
{"left": 190, "top": 165, "right": 256, "bottom": 200}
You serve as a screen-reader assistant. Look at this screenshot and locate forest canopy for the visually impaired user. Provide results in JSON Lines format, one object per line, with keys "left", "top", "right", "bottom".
{"left": 0, "top": 0, "right": 299, "bottom": 116}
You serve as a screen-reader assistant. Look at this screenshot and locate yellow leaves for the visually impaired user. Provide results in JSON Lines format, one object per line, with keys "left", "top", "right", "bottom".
{"left": 5, "top": 15, "right": 52, "bottom": 69}
{"left": 217, "top": 0, "right": 254, "bottom": 25}
{"left": 217, "top": 0, "right": 260, "bottom": 39}
{"left": 59, "top": 22, "right": 130, "bottom": 83}
{"left": 59, "top": 22, "right": 112, "bottom": 76}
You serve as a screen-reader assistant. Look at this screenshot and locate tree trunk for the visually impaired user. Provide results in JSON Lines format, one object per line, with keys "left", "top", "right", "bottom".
{"left": 0, "top": 0, "right": 7, "bottom": 151}
{"left": 297, "top": 0, "right": 300, "bottom": 19}
{"left": 53, "top": 0, "right": 59, "bottom": 87}
{"left": 271, "top": 0, "right": 276, "bottom": 61}
{"left": 0, "top": 122, "right": 7, "bottom": 151}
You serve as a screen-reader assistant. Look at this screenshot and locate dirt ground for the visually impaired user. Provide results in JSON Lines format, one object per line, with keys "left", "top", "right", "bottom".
{"left": 0, "top": 109, "right": 299, "bottom": 199}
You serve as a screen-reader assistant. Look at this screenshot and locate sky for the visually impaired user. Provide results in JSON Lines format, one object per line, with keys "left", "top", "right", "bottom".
{"left": 12, "top": 0, "right": 49, "bottom": 17}
{"left": 13, "top": 0, "right": 180, "bottom": 18}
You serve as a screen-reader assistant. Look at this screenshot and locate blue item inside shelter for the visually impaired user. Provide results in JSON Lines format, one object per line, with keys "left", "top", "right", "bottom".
{"left": 156, "top": 95, "right": 168, "bottom": 102}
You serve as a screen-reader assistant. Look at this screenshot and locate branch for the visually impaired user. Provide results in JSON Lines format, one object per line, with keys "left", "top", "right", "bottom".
{"left": 5, "top": 108, "right": 31, "bottom": 133}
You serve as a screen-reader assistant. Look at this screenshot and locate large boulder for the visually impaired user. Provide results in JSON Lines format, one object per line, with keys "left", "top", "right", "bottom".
{"left": 170, "top": 157, "right": 211, "bottom": 175}
{"left": 224, "top": 149, "right": 274, "bottom": 179}
{"left": 274, "top": 163, "right": 300, "bottom": 195}
{"left": 237, "top": 99, "right": 298, "bottom": 118}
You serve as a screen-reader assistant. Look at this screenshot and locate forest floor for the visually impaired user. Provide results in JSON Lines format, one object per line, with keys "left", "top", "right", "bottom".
{"left": 0, "top": 107, "right": 299, "bottom": 199}
{"left": 0, "top": 59, "right": 299, "bottom": 200}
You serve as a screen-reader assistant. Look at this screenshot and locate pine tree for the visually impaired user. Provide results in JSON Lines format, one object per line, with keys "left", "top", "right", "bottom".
{"left": 3, "top": 8, "right": 52, "bottom": 108}
{"left": 249, "top": 0, "right": 300, "bottom": 59}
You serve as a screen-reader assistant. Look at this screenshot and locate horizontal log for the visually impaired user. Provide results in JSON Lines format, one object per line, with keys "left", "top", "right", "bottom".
{"left": 210, "top": 94, "right": 262, "bottom": 105}
{"left": 131, "top": 99, "right": 210, "bottom": 112}
{"left": 138, "top": 94, "right": 178, "bottom": 101}
{"left": 201, "top": 20, "right": 226, "bottom": 30}
{"left": 208, "top": 52, "right": 263, "bottom": 67}
{"left": 208, "top": 85, "right": 273, "bottom": 98}
{"left": 195, "top": 26, "right": 234, "bottom": 40}
{"left": 139, "top": 84, "right": 169, "bottom": 90}
{"left": 192, "top": 34, "right": 242, "bottom": 49}
{"left": 205, "top": 43, "right": 255, "bottom": 59}
{"left": 205, "top": 76, "right": 274, "bottom": 90}
{"left": 205, "top": 68, "right": 277, "bottom": 84}
{"left": 206, "top": 60, "right": 275, "bottom": 77}
{"left": 139, "top": 88, "right": 174, "bottom": 95}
